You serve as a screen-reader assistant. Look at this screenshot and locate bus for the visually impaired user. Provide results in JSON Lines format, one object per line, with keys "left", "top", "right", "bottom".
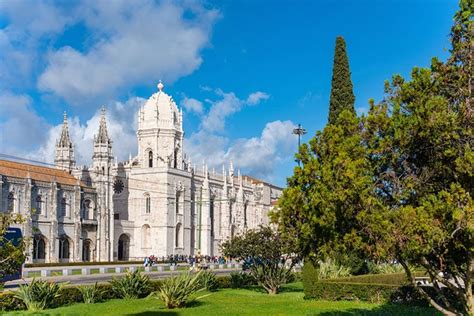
{"left": 0, "top": 227, "right": 23, "bottom": 282}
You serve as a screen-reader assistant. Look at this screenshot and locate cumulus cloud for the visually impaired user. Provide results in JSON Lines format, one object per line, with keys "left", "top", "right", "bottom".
{"left": 201, "top": 89, "right": 269, "bottom": 132}
{"left": 184, "top": 89, "right": 295, "bottom": 182}
{"left": 34, "top": 97, "right": 145, "bottom": 165}
{"left": 0, "top": 1, "right": 72, "bottom": 89}
{"left": 182, "top": 97, "right": 204, "bottom": 114}
{"left": 38, "top": 1, "right": 219, "bottom": 107}
{"left": 246, "top": 91, "right": 270, "bottom": 105}
{"left": 0, "top": 93, "right": 51, "bottom": 156}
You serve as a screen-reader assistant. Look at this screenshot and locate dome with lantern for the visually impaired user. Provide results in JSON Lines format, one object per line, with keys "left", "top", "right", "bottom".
{"left": 138, "top": 81, "right": 182, "bottom": 131}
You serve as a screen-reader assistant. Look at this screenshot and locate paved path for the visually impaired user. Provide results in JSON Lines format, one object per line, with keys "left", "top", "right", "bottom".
{"left": 3, "top": 268, "right": 240, "bottom": 291}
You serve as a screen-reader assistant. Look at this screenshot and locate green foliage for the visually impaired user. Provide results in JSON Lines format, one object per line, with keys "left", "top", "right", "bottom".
{"left": 328, "top": 36, "right": 355, "bottom": 125}
{"left": 221, "top": 226, "right": 300, "bottom": 294}
{"left": 13, "top": 279, "right": 64, "bottom": 311}
{"left": 0, "top": 292, "right": 24, "bottom": 311}
{"left": 317, "top": 259, "right": 351, "bottom": 279}
{"left": 0, "top": 214, "right": 27, "bottom": 285}
{"left": 197, "top": 270, "right": 219, "bottom": 292}
{"left": 229, "top": 271, "right": 257, "bottom": 288}
{"left": 152, "top": 271, "right": 208, "bottom": 309}
{"left": 367, "top": 263, "right": 405, "bottom": 275}
{"left": 78, "top": 282, "right": 103, "bottom": 304}
{"left": 274, "top": 3, "right": 473, "bottom": 314}
{"left": 109, "top": 270, "right": 151, "bottom": 299}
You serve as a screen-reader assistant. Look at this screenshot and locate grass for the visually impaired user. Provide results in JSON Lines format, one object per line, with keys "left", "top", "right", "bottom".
{"left": 4, "top": 283, "right": 438, "bottom": 316}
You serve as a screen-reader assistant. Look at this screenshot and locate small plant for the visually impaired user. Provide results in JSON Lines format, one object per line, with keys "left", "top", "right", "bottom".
{"left": 78, "top": 282, "right": 103, "bottom": 303}
{"left": 230, "top": 271, "right": 256, "bottom": 288}
{"left": 109, "top": 270, "right": 151, "bottom": 299}
{"left": 153, "top": 271, "right": 208, "bottom": 309}
{"left": 13, "top": 278, "right": 64, "bottom": 311}
{"left": 317, "top": 259, "right": 351, "bottom": 279}
{"left": 197, "top": 270, "right": 218, "bottom": 292}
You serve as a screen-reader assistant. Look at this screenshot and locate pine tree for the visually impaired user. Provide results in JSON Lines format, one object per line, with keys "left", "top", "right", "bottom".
{"left": 328, "top": 36, "right": 355, "bottom": 125}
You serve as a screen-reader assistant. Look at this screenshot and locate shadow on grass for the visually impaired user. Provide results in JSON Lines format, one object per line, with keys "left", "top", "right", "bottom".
{"left": 244, "top": 282, "right": 304, "bottom": 294}
{"left": 125, "top": 301, "right": 205, "bottom": 315}
{"left": 312, "top": 303, "right": 439, "bottom": 316}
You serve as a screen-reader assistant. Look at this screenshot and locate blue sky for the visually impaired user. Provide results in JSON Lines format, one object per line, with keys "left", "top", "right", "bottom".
{"left": 0, "top": 0, "right": 458, "bottom": 186}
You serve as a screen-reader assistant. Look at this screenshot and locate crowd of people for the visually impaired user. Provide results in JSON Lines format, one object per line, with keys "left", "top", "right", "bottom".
{"left": 143, "top": 254, "right": 233, "bottom": 268}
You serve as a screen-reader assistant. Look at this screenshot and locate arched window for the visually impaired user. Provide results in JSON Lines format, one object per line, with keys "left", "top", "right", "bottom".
{"left": 144, "top": 193, "right": 151, "bottom": 214}
{"left": 83, "top": 239, "right": 92, "bottom": 262}
{"left": 83, "top": 199, "right": 93, "bottom": 220}
{"left": 148, "top": 151, "right": 153, "bottom": 168}
{"left": 35, "top": 195, "right": 42, "bottom": 215}
{"left": 174, "top": 148, "right": 178, "bottom": 169}
{"left": 33, "top": 235, "right": 46, "bottom": 261}
{"left": 59, "top": 236, "right": 70, "bottom": 260}
{"left": 60, "top": 197, "right": 67, "bottom": 217}
{"left": 175, "top": 191, "right": 180, "bottom": 214}
{"left": 141, "top": 224, "right": 151, "bottom": 249}
{"left": 7, "top": 192, "right": 14, "bottom": 212}
{"left": 175, "top": 223, "right": 182, "bottom": 248}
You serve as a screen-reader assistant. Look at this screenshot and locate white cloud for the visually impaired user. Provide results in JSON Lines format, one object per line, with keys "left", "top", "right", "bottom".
{"left": 201, "top": 89, "right": 269, "bottom": 132}
{"left": 37, "top": 1, "right": 219, "bottom": 107}
{"left": 0, "top": 1, "right": 72, "bottom": 89}
{"left": 0, "top": 93, "right": 51, "bottom": 155}
{"left": 34, "top": 97, "right": 145, "bottom": 165}
{"left": 246, "top": 91, "right": 269, "bottom": 105}
{"left": 182, "top": 97, "right": 204, "bottom": 114}
{"left": 183, "top": 89, "right": 295, "bottom": 182}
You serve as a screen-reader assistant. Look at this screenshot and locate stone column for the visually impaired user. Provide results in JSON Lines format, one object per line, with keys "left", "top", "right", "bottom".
{"left": 200, "top": 171, "right": 212, "bottom": 256}
{"left": 49, "top": 181, "right": 58, "bottom": 263}
{"left": 74, "top": 184, "right": 81, "bottom": 262}
{"left": 24, "top": 177, "right": 33, "bottom": 263}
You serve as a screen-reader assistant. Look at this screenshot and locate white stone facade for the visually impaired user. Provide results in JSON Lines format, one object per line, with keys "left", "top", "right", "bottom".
{"left": 0, "top": 83, "right": 282, "bottom": 262}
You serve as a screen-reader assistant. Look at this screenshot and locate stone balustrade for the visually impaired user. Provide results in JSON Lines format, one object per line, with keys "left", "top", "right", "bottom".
{"left": 22, "top": 262, "right": 242, "bottom": 279}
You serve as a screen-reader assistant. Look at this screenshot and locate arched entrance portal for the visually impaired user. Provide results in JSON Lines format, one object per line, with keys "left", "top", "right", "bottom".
{"left": 118, "top": 234, "right": 130, "bottom": 261}
{"left": 82, "top": 239, "right": 92, "bottom": 262}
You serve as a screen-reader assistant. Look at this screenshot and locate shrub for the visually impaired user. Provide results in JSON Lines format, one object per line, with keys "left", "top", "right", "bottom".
{"left": 152, "top": 271, "right": 208, "bottom": 309}
{"left": 230, "top": 271, "right": 256, "bottom": 288}
{"left": 197, "top": 270, "right": 219, "bottom": 292}
{"left": 109, "top": 270, "right": 151, "bottom": 299}
{"left": 317, "top": 259, "right": 351, "bottom": 279}
{"left": 78, "top": 282, "right": 103, "bottom": 303}
{"left": 216, "top": 275, "right": 231, "bottom": 289}
{"left": 0, "top": 292, "right": 24, "bottom": 311}
{"left": 13, "top": 279, "right": 64, "bottom": 311}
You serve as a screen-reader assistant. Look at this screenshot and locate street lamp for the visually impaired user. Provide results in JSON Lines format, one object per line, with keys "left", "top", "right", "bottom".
{"left": 293, "top": 123, "right": 307, "bottom": 165}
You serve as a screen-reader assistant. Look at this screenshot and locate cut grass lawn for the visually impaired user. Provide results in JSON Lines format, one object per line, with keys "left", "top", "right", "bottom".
{"left": 4, "top": 283, "right": 439, "bottom": 315}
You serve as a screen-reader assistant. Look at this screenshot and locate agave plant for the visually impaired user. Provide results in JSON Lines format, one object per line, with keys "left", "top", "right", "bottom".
{"left": 154, "top": 271, "right": 209, "bottom": 309}
{"left": 14, "top": 278, "right": 64, "bottom": 311}
{"left": 197, "top": 270, "right": 218, "bottom": 292}
{"left": 109, "top": 270, "right": 151, "bottom": 299}
{"left": 78, "top": 282, "right": 103, "bottom": 303}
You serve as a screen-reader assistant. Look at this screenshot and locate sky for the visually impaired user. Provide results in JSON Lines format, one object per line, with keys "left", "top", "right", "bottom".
{"left": 0, "top": 0, "right": 459, "bottom": 187}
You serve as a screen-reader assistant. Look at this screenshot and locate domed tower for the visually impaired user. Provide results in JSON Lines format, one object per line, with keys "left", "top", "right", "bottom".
{"left": 137, "top": 81, "right": 184, "bottom": 169}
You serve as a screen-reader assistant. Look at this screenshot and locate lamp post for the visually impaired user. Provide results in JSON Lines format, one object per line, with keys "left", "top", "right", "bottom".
{"left": 292, "top": 123, "right": 307, "bottom": 166}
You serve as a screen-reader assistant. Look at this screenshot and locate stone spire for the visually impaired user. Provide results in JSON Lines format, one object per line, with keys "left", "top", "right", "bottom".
{"left": 92, "top": 108, "right": 113, "bottom": 173}
{"left": 95, "top": 108, "right": 110, "bottom": 144}
{"left": 55, "top": 111, "right": 76, "bottom": 171}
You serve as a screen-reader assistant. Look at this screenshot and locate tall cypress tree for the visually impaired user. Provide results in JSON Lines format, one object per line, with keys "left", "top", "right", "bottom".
{"left": 328, "top": 36, "right": 355, "bottom": 124}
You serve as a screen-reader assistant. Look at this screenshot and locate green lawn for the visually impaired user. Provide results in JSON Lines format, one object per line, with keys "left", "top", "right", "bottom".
{"left": 4, "top": 283, "right": 438, "bottom": 316}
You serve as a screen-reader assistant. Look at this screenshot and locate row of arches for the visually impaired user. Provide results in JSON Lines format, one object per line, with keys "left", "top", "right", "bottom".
{"left": 32, "top": 235, "right": 94, "bottom": 262}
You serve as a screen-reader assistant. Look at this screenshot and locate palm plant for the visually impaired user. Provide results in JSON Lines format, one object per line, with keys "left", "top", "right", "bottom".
{"left": 14, "top": 278, "right": 64, "bottom": 311}
{"left": 78, "top": 282, "right": 103, "bottom": 303}
{"left": 197, "top": 270, "right": 218, "bottom": 292}
{"left": 153, "top": 271, "right": 209, "bottom": 309}
{"left": 109, "top": 270, "right": 151, "bottom": 299}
